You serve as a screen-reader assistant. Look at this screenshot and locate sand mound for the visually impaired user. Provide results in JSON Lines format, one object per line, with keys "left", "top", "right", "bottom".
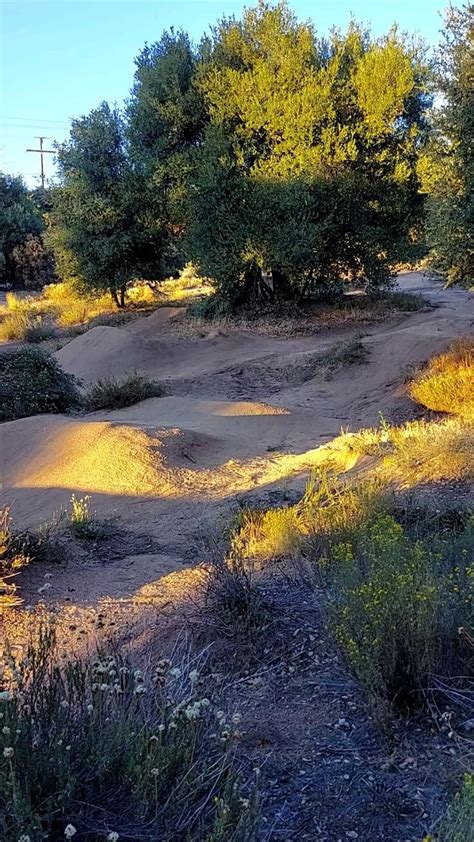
{"left": 55, "top": 323, "right": 297, "bottom": 386}
{"left": 125, "top": 306, "right": 184, "bottom": 338}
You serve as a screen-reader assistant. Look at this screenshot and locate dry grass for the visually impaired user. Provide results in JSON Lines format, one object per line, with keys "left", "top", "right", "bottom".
{"left": 409, "top": 338, "right": 474, "bottom": 419}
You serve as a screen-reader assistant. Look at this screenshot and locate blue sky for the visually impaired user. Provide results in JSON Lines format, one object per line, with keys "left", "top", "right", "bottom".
{"left": 1, "top": 0, "right": 450, "bottom": 187}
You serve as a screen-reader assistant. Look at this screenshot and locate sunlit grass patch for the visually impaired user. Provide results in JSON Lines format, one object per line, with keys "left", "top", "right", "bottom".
{"left": 409, "top": 338, "right": 474, "bottom": 418}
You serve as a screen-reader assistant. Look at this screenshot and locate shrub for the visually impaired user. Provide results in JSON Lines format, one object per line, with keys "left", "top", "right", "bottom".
{"left": 0, "top": 347, "right": 80, "bottom": 422}
{"left": 0, "top": 624, "right": 257, "bottom": 841}
{"left": 409, "top": 339, "right": 474, "bottom": 418}
{"left": 329, "top": 515, "right": 474, "bottom": 709}
{"left": 203, "top": 551, "right": 271, "bottom": 643}
{"left": 85, "top": 373, "right": 161, "bottom": 411}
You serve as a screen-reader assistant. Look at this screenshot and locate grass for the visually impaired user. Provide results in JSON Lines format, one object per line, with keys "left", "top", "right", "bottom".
{"left": 433, "top": 774, "right": 474, "bottom": 842}
{"left": 409, "top": 338, "right": 474, "bottom": 418}
{"left": 85, "top": 373, "right": 162, "bottom": 411}
{"left": 0, "top": 347, "right": 81, "bottom": 422}
{"left": 0, "top": 623, "right": 257, "bottom": 841}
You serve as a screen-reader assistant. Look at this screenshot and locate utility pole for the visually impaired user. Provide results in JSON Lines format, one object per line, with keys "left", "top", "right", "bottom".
{"left": 26, "top": 136, "right": 55, "bottom": 189}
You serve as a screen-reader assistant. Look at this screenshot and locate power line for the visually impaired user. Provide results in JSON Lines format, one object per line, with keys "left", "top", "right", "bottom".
{"left": 0, "top": 114, "right": 72, "bottom": 125}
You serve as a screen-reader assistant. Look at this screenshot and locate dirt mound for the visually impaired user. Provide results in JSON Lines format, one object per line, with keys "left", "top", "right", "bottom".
{"left": 0, "top": 414, "right": 228, "bottom": 528}
{"left": 125, "top": 306, "right": 185, "bottom": 338}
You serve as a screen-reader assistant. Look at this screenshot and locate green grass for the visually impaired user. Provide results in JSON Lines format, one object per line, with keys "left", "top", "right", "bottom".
{"left": 434, "top": 774, "right": 474, "bottom": 842}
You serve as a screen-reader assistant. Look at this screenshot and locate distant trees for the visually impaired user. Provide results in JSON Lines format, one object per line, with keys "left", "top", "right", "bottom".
{"left": 422, "top": 4, "right": 473, "bottom": 285}
{"left": 50, "top": 1, "right": 474, "bottom": 309}
{"left": 0, "top": 174, "right": 54, "bottom": 288}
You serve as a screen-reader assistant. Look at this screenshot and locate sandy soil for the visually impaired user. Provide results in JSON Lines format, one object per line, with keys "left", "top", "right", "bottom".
{"left": 1, "top": 272, "right": 473, "bottom": 607}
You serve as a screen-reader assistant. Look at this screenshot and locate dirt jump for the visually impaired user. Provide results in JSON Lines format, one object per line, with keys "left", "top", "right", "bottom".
{"left": 1, "top": 272, "right": 473, "bottom": 604}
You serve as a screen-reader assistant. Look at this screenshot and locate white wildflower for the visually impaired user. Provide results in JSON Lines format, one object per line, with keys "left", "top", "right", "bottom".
{"left": 3, "top": 746, "right": 13, "bottom": 758}
{"left": 107, "top": 834, "right": 119, "bottom": 842}
{"left": 189, "top": 669, "right": 199, "bottom": 683}
{"left": 64, "top": 825, "right": 77, "bottom": 838}
{"left": 150, "top": 767, "right": 159, "bottom": 777}
{"left": 2, "top": 725, "right": 11, "bottom": 735}
{"left": 170, "top": 667, "right": 181, "bottom": 678}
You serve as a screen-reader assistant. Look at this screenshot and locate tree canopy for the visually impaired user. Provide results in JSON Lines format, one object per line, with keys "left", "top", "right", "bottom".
{"left": 41, "top": 1, "right": 472, "bottom": 307}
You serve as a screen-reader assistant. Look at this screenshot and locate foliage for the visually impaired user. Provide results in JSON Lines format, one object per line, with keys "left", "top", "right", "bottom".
{"left": 409, "top": 338, "right": 474, "bottom": 418}
{"left": 50, "top": 104, "right": 168, "bottom": 305}
{"left": 85, "top": 373, "right": 161, "bottom": 411}
{"left": 203, "top": 551, "right": 271, "bottom": 643}
{"left": 0, "top": 174, "right": 51, "bottom": 288}
{"left": 187, "top": 3, "right": 430, "bottom": 303}
{"left": 422, "top": 4, "right": 474, "bottom": 286}
{"left": 0, "top": 624, "right": 257, "bottom": 841}
{"left": 0, "top": 507, "right": 30, "bottom": 608}
{"left": 330, "top": 514, "right": 474, "bottom": 708}
{"left": 0, "top": 347, "right": 80, "bottom": 422}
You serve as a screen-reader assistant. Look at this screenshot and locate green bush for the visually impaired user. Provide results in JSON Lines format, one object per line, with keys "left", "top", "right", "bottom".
{"left": 329, "top": 515, "right": 474, "bottom": 708}
{"left": 85, "top": 373, "right": 161, "bottom": 411}
{"left": 0, "top": 347, "right": 80, "bottom": 422}
{"left": 0, "top": 625, "right": 257, "bottom": 841}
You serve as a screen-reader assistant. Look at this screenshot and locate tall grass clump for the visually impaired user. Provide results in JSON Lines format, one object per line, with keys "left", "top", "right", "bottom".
{"left": 329, "top": 514, "right": 474, "bottom": 709}
{"left": 0, "top": 624, "right": 258, "bottom": 841}
{"left": 409, "top": 338, "right": 474, "bottom": 418}
{"left": 85, "top": 373, "right": 161, "bottom": 411}
{"left": 0, "top": 347, "right": 80, "bottom": 422}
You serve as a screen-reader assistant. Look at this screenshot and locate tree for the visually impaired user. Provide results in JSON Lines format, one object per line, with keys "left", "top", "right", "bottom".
{"left": 0, "top": 173, "right": 44, "bottom": 286}
{"left": 126, "top": 30, "right": 206, "bottom": 271}
{"left": 51, "top": 103, "right": 167, "bottom": 306}
{"left": 186, "top": 2, "right": 431, "bottom": 303}
{"left": 422, "top": 4, "right": 473, "bottom": 285}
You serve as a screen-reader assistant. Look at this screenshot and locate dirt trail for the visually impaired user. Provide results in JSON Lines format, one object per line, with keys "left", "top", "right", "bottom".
{"left": 1, "top": 272, "right": 473, "bottom": 606}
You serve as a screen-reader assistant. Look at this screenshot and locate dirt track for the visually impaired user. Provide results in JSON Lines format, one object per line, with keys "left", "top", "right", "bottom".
{"left": 1, "top": 272, "right": 473, "bottom": 605}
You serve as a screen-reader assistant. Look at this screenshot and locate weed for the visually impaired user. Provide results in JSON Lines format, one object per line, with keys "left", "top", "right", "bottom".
{"left": 0, "top": 347, "right": 80, "bottom": 422}
{"left": 203, "top": 550, "right": 271, "bottom": 643}
{"left": 0, "top": 623, "right": 257, "bottom": 841}
{"left": 68, "top": 495, "right": 111, "bottom": 540}
{"left": 85, "top": 373, "right": 161, "bottom": 411}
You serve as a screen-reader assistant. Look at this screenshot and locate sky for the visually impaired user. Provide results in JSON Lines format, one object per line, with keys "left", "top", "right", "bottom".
{"left": 0, "top": 0, "right": 451, "bottom": 188}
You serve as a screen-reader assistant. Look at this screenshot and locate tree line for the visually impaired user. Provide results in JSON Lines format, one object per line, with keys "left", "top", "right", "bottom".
{"left": 1, "top": 2, "right": 472, "bottom": 306}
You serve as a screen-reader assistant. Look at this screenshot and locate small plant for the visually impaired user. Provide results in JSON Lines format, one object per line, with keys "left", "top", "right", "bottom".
{"left": 85, "top": 373, "right": 161, "bottom": 411}
{"left": 0, "top": 347, "right": 80, "bottom": 422}
{"left": 68, "top": 494, "right": 109, "bottom": 540}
